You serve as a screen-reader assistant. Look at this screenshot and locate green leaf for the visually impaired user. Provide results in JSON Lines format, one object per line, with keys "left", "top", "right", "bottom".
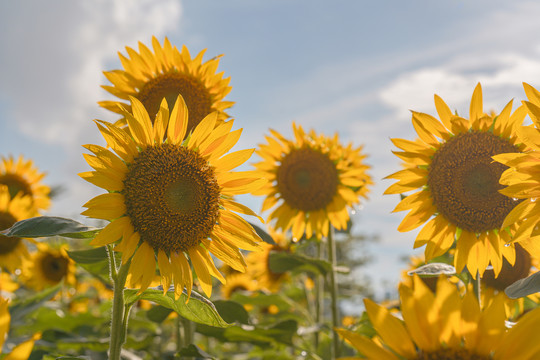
{"left": 268, "top": 251, "right": 332, "bottom": 275}
{"left": 67, "top": 247, "right": 108, "bottom": 264}
{"left": 124, "top": 288, "right": 229, "bottom": 328}
{"left": 1, "top": 216, "right": 100, "bottom": 239}
{"left": 407, "top": 262, "right": 456, "bottom": 277}
{"left": 505, "top": 271, "right": 540, "bottom": 299}
{"left": 177, "top": 344, "right": 214, "bottom": 359}
{"left": 213, "top": 300, "right": 249, "bottom": 325}
{"left": 232, "top": 292, "right": 291, "bottom": 310}
{"left": 67, "top": 246, "right": 112, "bottom": 285}
{"left": 198, "top": 319, "right": 298, "bottom": 346}
{"left": 250, "top": 222, "right": 275, "bottom": 245}
{"left": 146, "top": 305, "right": 173, "bottom": 323}
{"left": 10, "top": 284, "right": 61, "bottom": 325}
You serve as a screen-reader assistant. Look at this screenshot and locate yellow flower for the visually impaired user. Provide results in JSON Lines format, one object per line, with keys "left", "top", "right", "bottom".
{"left": 337, "top": 275, "right": 540, "bottom": 360}
{"left": 21, "top": 243, "right": 76, "bottom": 291}
{"left": 0, "top": 186, "right": 34, "bottom": 272}
{"left": 385, "top": 83, "right": 526, "bottom": 278}
{"left": 0, "top": 272, "right": 19, "bottom": 293}
{"left": 220, "top": 272, "right": 256, "bottom": 299}
{"left": 494, "top": 83, "right": 540, "bottom": 255}
{"left": 99, "top": 36, "right": 233, "bottom": 136}
{"left": 245, "top": 228, "right": 291, "bottom": 293}
{"left": 253, "top": 123, "right": 371, "bottom": 240}
{"left": 80, "top": 95, "right": 264, "bottom": 298}
{"left": 481, "top": 244, "right": 540, "bottom": 319}
{"left": 0, "top": 155, "right": 50, "bottom": 213}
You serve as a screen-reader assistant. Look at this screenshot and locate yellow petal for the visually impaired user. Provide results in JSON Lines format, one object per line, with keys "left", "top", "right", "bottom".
{"left": 127, "top": 96, "right": 153, "bottom": 146}
{"left": 158, "top": 250, "right": 173, "bottom": 294}
{"left": 189, "top": 247, "right": 213, "bottom": 297}
{"left": 214, "top": 149, "right": 255, "bottom": 173}
{"left": 469, "top": 83, "right": 483, "bottom": 123}
{"left": 167, "top": 94, "right": 189, "bottom": 144}
{"left": 335, "top": 328, "right": 399, "bottom": 360}
{"left": 188, "top": 112, "right": 218, "bottom": 150}
{"left": 364, "top": 298, "right": 417, "bottom": 358}
{"left": 82, "top": 193, "right": 126, "bottom": 220}
{"left": 90, "top": 217, "right": 130, "bottom": 246}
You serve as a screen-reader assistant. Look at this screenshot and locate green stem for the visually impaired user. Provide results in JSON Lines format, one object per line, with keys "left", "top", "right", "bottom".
{"left": 176, "top": 315, "right": 182, "bottom": 352}
{"left": 109, "top": 255, "right": 131, "bottom": 360}
{"left": 314, "top": 240, "right": 324, "bottom": 351}
{"left": 473, "top": 270, "right": 481, "bottom": 308}
{"left": 180, "top": 317, "right": 195, "bottom": 360}
{"left": 327, "top": 225, "right": 340, "bottom": 359}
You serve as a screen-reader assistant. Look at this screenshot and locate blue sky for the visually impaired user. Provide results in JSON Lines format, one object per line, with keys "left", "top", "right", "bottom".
{"left": 2, "top": 0, "right": 540, "bottom": 299}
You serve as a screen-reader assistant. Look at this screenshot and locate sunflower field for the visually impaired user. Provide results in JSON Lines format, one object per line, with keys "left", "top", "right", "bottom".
{"left": 4, "top": 10, "right": 540, "bottom": 360}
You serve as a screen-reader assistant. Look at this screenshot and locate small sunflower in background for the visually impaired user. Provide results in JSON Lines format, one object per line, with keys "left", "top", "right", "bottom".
{"left": 220, "top": 272, "right": 256, "bottom": 300}
{"left": 21, "top": 243, "right": 76, "bottom": 291}
{"left": 99, "top": 36, "right": 233, "bottom": 136}
{"left": 337, "top": 275, "right": 540, "bottom": 360}
{"left": 481, "top": 244, "right": 539, "bottom": 318}
{"left": 494, "top": 83, "right": 540, "bottom": 254}
{"left": 80, "top": 95, "right": 264, "bottom": 298}
{"left": 0, "top": 155, "right": 50, "bottom": 213}
{"left": 0, "top": 185, "right": 34, "bottom": 272}
{"left": 253, "top": 123, "right": 371, "bottom": 240}
{"left": 245, "top": 228, "right": 291, "bottom": 293}
{"left": 385, "top": 83, "right": 526, "bottom": 278}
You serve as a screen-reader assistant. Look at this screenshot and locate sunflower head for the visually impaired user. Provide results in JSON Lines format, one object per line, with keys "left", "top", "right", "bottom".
{"left": 220, "top": 272, "right": 256, "bottom": 299}
{"left": 0, "top": 155, "right": 50, "bottom": 214}
{"left": 494, "top": 83, "right": 540, "bottom": 255}
{"left": 253, "top": 123, "right": 371, "bottom": 240}
{"left": 21, "top": 243, "right": 76, "bottom": 291}
{"left": 245, "top": 228, "right": 292, "bottom": 293}
{"left": 81, "top": 94, "right": 264, "bottom": 299}
{"left": 0, "top": 185, "right": 34, "bottom": 272}
{"left": 337, "top": 275, "right": 515, "bottom": 360}
{"left": 385, "top": 83, "right": 526, "bottom": 278}
{"left": 99, "top": 36, "right": 233, "bottom": 137}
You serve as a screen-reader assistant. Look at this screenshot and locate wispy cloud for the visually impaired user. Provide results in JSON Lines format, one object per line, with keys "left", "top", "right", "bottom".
{"left": 0, "top": 0, "right": 182, "bottom": 215}
{"left": 1, "top": 0, "right": 182, "bottom": 147}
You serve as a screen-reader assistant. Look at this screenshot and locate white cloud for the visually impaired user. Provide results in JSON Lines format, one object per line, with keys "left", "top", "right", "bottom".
{"left": 379, "top": 51, "right": 540, "bottom": 122}
{"left": 0, "top": 0, "right": 182, "bottom": 216}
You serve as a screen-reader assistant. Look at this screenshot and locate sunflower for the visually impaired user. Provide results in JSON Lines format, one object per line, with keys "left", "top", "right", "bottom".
{"left": 493, "top": 83, "right": 540, "bottom": 254}
{"left": 0, "top": 185, "right": 34, "bottom": 272}
{"left": 337, "top": 275, "right": 540, "bottom": 360}
{"left": 99, "top": 36, "right": 233, "bottom": 136}
{"left": 0, "top": 272, "right": 19, "bottom": 293}
{"left": 253, "top": 123, "right": 371, "bottom": 240}
{"left": 21, "top": 243, "right": 76, "bottom": 291}
{"left": 245, "top": 228, "right": 291, "bottom": 293}
{"left": 481, "top": 243, "right": 539, "bottom": 319}
{"left": 80, "top": 95, "right": 264, "bottom": 298}
{"left": 220, "top": 272, "right": 256, "bottom": 299}
{"left": 385, "top": 83, "right": 526, "bottom": 278}
{"left": 0, "top": 155, "right": 50, "bottom": 213}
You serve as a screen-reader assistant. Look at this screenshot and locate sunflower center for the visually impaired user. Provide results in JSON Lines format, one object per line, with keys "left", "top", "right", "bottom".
{"left": 276, "top": 148, "right": 339, "bottom": 211}
{"left": 0, "top": 174, "right": 32, "bottom": 199}
{"left": 0, "top": 212, "right": 21, "bottom": 255}
{"left": 416, "top": 348, "right": 488, "bottom": 360}
{"left": 123, "top": 144, "right": 221, "bottom": 253}
{"left": 428, "top": 131, "right": 518, "bottom": 233}
{"left": 137, "top": 72, "right": 213, "bottom": 134}
{"left": 483, "top": 244, "right": 531, "bottom": 290}
{"left": 40, "top": 253, "right": 69, "bottom": 283}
